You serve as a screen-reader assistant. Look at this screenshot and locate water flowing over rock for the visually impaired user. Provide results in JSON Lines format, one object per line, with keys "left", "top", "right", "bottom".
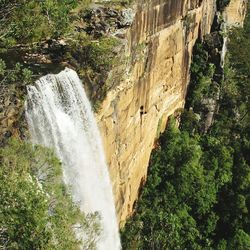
{"left": 25, "top": 68, "right": 120, "bottom": 250}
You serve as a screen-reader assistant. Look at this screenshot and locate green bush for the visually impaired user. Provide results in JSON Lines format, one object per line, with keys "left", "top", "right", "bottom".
{"left": 121, "top": 118, "right": 236, "bottom": 249}
{"left": 0, "top": 59, "right": 33, "bottom": 85}
{"left": 0, "top": 139, "right": 100, "bottom": 249}
{"left": 0, "top": 0, "right": 90, "bottom": 47}
{"left": 67, "top": 34, "right": 121, "bottom": 105}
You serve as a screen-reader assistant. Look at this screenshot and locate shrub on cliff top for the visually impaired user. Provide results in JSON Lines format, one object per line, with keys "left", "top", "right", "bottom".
{"left": 0, "top": 59, "right": 33, "bottom": 86}
{"left": 0, "top": 0, "right": 90, "bottom": 48}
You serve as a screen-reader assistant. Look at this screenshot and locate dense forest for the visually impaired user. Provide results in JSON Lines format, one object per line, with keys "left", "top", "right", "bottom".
{"left": 121, "top": 8, "right": 250, "bottom": 250}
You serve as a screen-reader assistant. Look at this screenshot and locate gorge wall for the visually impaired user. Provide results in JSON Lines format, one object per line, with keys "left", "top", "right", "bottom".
{"left": 0, "top": 0, "right": 246, "bottom": 228}
{"left": 224, "top": 0, "right": 248, "bottom": 26}
{"left": 96, "top": 0, "right": 247, "bottom": 225}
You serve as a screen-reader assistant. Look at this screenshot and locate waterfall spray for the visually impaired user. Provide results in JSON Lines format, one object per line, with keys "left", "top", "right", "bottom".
{"left": 25, "top": 68, "right": 121, "bottom": 250}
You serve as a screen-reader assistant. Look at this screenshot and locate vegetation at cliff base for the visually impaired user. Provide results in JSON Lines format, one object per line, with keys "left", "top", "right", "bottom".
{"left": 0, "top": 139, "right": 101, "bottom": 249}
{"left": 121, "top": 10, "right": 250, "bottom": 250}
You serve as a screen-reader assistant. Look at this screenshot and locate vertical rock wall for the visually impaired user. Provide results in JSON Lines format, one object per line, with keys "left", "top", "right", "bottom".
{"left": 97, "top": 0, "right": 247, "bottom": 225}
{"left": 223, "top": 0, "right": 248, "bottom": 26}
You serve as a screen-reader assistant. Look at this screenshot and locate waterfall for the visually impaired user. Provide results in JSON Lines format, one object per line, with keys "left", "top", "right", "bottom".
{"left": 221, "top": 36, "right": 228, "bottom": 68}
{"left": 25, "top": 68, "right": 121, "bottom": 250}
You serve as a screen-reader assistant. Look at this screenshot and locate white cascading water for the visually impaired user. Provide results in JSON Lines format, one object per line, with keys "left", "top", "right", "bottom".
{"left": 221, "top": 36, "right": 228, "bottom": 68}
{"left": 25, "top": 68, "right": 121, "bottom": 250}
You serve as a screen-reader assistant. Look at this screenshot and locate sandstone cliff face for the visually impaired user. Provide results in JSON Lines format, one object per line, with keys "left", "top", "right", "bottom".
{"left": 97, "top": 0, "right": 247, "bottom": 225}
{"left": 223, "top": 0, "right": 248, "bottom": 26}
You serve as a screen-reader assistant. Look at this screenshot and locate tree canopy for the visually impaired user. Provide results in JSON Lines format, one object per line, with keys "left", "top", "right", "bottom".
{"left": 0, "top": 139, "right": 101, "bottom": 249}
{"left": 0, "top": 0, "right": 91, "bottom": 47}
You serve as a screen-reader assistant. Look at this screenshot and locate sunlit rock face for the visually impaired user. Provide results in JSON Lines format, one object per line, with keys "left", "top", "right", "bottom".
{"left": 96, "top": 0, "right": 247, "bottom": 225}
{"left": 223, "top": 0, "right": 248, "bottom": 27}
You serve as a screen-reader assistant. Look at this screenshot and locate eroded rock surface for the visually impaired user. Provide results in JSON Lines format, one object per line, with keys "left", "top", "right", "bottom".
{"left": 223, "top": 0, "right": 248, "bottom": 26}
{"left": 96, "top": 0, "right": 247, "bottom": 225}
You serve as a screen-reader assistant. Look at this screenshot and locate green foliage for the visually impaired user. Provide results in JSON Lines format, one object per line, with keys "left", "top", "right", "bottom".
{"left": 0, "top": 139, "right": 100, "bottom": 249}
{"left": 187, "top": 42, "right": 216, "bottom": 110}
{"left": 122, "top": 6, "right": 250, "bottom": 249}
{"left": 67, "top": 34, "right": 120, "bottom": 74}
{"left": 0, "top": 0, "right": 121, "bottom": 110}
{"left": 0, "top": 59, "right": 33, "bottom": 85}
{"left": 67, "top": 34, "right": 121, "bottom": 104}
{"left": 82, "top": 36, "right": 120, "bottom": 73}
{"left": 228, "top": 229, "right": 250, "bottom": 249}
{"left": 121, "top": 118, "right": 234, "bottom": 249}
{"left": 180, "top": 108, "right": 200, "bottom": 134}
{"left": 0, "top": 0, "right": 90, "bottom": 47}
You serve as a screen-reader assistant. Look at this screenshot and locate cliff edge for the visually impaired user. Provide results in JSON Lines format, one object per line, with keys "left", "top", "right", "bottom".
{"left": 96, "top": 0, "right": 247, "bottom": 225}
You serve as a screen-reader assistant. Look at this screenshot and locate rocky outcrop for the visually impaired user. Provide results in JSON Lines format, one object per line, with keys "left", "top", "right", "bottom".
{"left": 0, "top": 85, "right": 27, "bottom": 145}
{"left": 223, "top": 0, "right": 248, "bottom": 26}
{"left": 96, "top": 0, "right": 247, "bottom": 225}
